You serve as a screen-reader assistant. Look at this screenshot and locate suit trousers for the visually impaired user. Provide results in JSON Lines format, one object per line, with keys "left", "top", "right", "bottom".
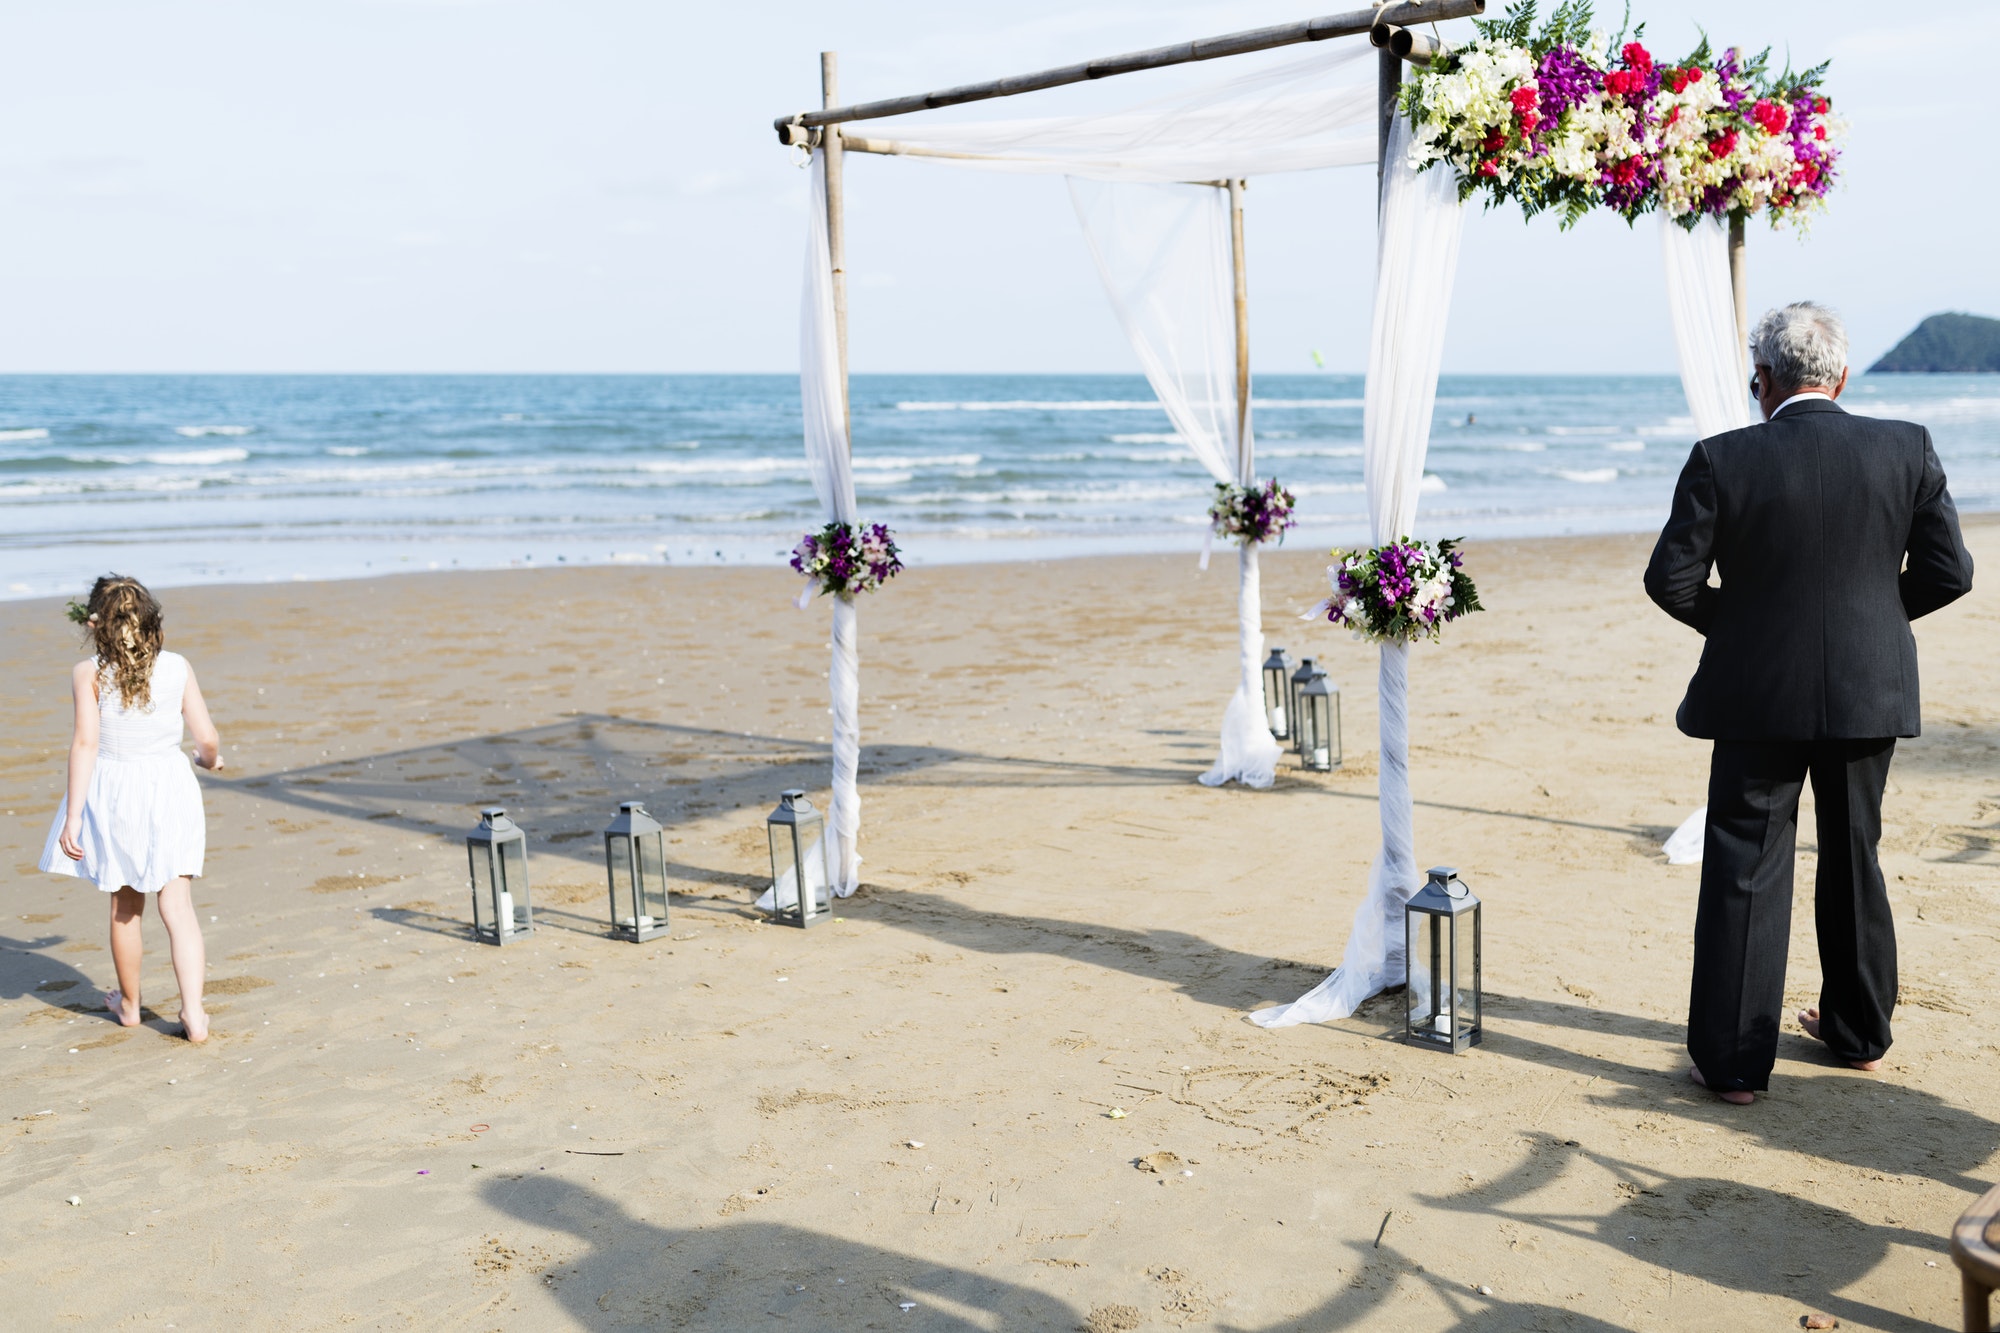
{"left": 1686, "top": 737, "right": 1898, "bottom": 1092}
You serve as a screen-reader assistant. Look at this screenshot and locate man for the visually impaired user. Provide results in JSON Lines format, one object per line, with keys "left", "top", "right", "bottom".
{"left": 1644, "top": 302, "right": 1973, "bottom": 1105}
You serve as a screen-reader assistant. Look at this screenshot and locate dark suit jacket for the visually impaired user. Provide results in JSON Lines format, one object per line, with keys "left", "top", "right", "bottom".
{"left": 1644, "top": 397, "right": 1973, "bottom": 740}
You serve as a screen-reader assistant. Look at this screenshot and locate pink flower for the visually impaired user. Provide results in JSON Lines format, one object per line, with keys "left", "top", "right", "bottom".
{"left": 1510, "top": 85, "right": 1540, "bottom": 114}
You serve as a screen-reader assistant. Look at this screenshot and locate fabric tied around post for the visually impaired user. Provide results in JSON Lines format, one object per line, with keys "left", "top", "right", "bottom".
{"left": 1252, "top": 112, "right": 1465, "bottom": 1028}
{"left": 1070, "top": 177, "right": 1279, "bottom": 790}
{"left": 765, "top": 147, "right": 864, "bottom": 906}
{"left": 1651, "top": 215, "right": 1751, "bottom": 864}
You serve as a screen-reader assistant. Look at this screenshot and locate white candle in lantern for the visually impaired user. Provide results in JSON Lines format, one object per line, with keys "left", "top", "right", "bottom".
{"left": 499, "top": 890, "right": 515, "bottom": 934}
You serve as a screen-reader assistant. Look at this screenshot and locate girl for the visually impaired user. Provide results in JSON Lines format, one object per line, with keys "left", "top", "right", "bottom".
{"left": 38, "top": 575, "right": 222, "bottom": 1044}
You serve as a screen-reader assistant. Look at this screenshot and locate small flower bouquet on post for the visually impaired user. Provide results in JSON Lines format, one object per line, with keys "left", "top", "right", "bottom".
{"left": 790, "top": 521, "right": 903, "bottom": 602}
{"left": 1310, "top": 538, "right": 1483, "bottom": 644}
{"left": 1208, "top": 479, "right": 1298, "bottom": 547}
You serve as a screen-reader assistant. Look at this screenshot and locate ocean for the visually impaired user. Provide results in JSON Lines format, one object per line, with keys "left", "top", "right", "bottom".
{"left": 2, "top": 373, "right": 1996, "bottom": 600}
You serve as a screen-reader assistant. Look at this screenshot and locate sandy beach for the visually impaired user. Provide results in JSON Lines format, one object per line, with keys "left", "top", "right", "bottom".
{"left": 1, "top": 524, "right": 1995, "bottom": 1330}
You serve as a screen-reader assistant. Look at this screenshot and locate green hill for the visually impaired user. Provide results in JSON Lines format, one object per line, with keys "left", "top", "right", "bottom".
{"left": 1869, "top": 312, "right": 2000, "bottom": 373}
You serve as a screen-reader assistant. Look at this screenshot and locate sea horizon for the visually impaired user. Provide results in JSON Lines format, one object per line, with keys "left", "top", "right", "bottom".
{"left": 4, "top": 371, "right": 1996, "bottom": 601}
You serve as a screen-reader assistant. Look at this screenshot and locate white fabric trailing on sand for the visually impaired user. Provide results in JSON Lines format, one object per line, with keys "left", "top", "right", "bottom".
{"left": 1253, "top": 112, "right": 1465, "bottom": 1028}
{"left": 799, "top": 151, "right": 862, "bottom": 898}
{"left": 1069, "top": 177, "right": 1280, "bottom": 788}
{"left": 1653, "top": 215, "right": 1753, "bottom": 864}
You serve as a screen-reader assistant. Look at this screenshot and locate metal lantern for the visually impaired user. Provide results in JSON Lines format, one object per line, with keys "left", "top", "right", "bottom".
{"left": 1288, "top": 656, "right": 1318, "bottom": 754}
{"left": 1261, "top": 647, "right": 1294, "bottom": 739}
{"left": 765, "top": 789, "right": 830, "bottom": 928}
{"left": 1297, "top": 671, "right": 1341, "bottom": 772}
{"left": 604, "top": 801, "right": 669, "bottom": 942}
{"left": 467, "top": 806, "right": 533, "bottom": 946}
{"left": 1404, "top": 866, "right": 1482, "bottom": 1053}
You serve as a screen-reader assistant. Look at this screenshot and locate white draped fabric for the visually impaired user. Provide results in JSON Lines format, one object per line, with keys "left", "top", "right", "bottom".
{"left": 1068, "top": 177, "right": 1280, "bottom": 787}
{"left": 1655, "top": 215, "right": 1754, "bottom": 865}
{"left": 850, "top": 43, "right": 1377, "bottom": 183}
{"left": 1253, "top": 112, "right": 1466, "bottom": 1028}
{"left": 1660, "top": 216, "right": 1755, "bottom": 441}
{"left": 797, "top": 152, "right": 862, "bottom": 900}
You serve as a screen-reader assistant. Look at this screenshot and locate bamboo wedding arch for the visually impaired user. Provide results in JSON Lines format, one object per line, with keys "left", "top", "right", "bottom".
{"left": 765, "top": 1, "right": 1758, "bottom": 1023}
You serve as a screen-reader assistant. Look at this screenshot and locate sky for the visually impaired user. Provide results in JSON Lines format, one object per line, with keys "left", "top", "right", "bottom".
{"left": 0, "top": 0, "right": 1991, "bottom": 375}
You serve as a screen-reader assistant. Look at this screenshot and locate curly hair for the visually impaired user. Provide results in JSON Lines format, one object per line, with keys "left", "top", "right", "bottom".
{"left": 83, "top": 575, "right": 165, "bottom": 710}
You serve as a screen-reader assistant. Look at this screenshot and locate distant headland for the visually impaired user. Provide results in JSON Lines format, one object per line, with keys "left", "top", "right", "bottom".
{"left": 1869, "top": 313, "right": 2000, "bottom": 373}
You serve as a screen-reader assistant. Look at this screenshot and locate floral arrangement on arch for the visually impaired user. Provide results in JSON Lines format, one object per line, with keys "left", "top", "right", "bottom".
{"left": 1310, "top": 538, "right": 1483, "bottom": 644}
{"left": 791, "top": 521, "right": 903, "bottom": 600}
{"left": 1208, "top": 479, "right": 1298, "bottom": 547}
{"left": 1403, "top": 1, "right": 1842, "bottom": 229}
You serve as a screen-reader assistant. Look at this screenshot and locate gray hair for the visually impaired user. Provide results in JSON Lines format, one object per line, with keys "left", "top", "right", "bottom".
{"left": 1750, "top": 302, "right": 1849, "bottom": 390}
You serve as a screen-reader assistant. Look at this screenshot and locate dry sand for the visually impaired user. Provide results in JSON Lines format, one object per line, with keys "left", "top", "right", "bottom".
{"left": 1, "top": 524, "right": 1996, "bottom": 1330}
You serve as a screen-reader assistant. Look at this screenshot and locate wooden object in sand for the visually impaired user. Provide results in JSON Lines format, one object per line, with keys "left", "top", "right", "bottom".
{"left": 1955, "top": 1181, "right": 2000, "bottom": 1332}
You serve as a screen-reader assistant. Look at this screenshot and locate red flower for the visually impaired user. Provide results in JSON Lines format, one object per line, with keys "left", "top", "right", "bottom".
{"left": 1603, "top": 70, "right": 1633, "bottom": 97}
{"left": 1482, "top": 130, "right": 1507, "bottom": 153}
{"left": 1479, "top": 160, "right": 1500, "bottom": 178}
{"left": 1510, "top": 85, "right": 1540, "bottom": 114}
{"left": 1814, "top": 124, "right": 1827, "bottom": 141}
{"left": 1751, "top": 99, "right": 1789, "bottom": 135}
{"left": 1519, "top": 110, "right": 1541, "bottom": 134}
{"left": 1664, "top": 106, "right": 1681, "bottom": 128}
{"left": 1621, "top": 42, "right": 1653, "bottom": 73}
{"left": 1688, "top": 67, "right": 1704, "bottom": 84}
{"left": 1707, "top": 131, "right": 1738, "bottom": 160}
{"left": 1611, "top": 158, "right": 1640, "bottom": 186}
{"left": 1814, "top": 96, "right": 1829, "bottom": 113}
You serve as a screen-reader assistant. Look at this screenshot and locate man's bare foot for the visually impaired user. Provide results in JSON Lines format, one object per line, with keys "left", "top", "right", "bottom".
{"left": 104, "top": 990, "right": 141, "bottom": 1027}
{"left": 179, "top": 1006, "right": 209, "bottom": 1045}
{"left": 1689, "top": 1065, "right": 1755, "bottom": 1105}
{"left": 1797, "top": 1008, "right": 1883, "bottom": 1072}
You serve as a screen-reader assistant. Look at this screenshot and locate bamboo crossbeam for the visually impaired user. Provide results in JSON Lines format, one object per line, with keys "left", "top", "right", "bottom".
{"left": 773, "top": 0, "right": 1485, "bottom": 138}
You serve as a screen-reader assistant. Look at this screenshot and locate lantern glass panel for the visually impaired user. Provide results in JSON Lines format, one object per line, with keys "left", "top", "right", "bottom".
{"left": 1289, "top": 658, "right": 1316, "bottom": 753}
{"left": 608, "top": 834, "right": 635, "bottom": 916}
{"left": 637, "top": 830, "right": 668, "bottom": 922}
{"left": 1262, "top": 649, "right": 1292, "bottom": 738}
{"left": 469, "top": 843, "right": 494, "bottom": 937}
{"left": 498, "top": 838, "right": 529, "bottom": 933}
{"left": 1406, "top": 908, "right": 1453, "bottom": 1039}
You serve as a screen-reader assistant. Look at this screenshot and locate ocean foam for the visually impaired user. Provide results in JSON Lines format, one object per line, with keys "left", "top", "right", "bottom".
{"left": 175, "top": 425, "right": 253, "bottom": 437}
{"left": 145, "top": 447, "right": 250, "bottom": 465}
{"left": 1558, "top": 467, "right": 1621, "bottom": 484}
{"left": 0, "top": 428, "right": 50, "bottom": 441}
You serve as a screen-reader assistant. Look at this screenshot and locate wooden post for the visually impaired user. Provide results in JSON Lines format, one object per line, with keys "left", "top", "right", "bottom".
{"left": 822, "top": 52, "right": 851, "bottom": 447}
{"left": 1378, "top": 45, "right": 1401, "bottom": 217}
{"left": 1228, "top": 178, "right": 1251, "bottom": 478}
{"left": 1728, "top": 212, "right": 1749, "bottom": 381}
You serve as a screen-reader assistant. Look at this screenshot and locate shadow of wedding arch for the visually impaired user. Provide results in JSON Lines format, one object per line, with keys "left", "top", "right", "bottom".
{"left": 480, "top": 1173, "right": 1083, "bottom": 1328}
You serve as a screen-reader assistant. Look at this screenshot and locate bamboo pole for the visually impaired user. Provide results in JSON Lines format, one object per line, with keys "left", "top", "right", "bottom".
{"left": 822, "top": 53, "right": 851, "bottom": 448}
{"left": 775, "top": 0, "right": 1485, "bottom": 136}
{"left": 1228, "top": 178, "right": 1252, "bottom": 478}
{"left": 1728, "top": 212, "right": 1749, "bottom": 383}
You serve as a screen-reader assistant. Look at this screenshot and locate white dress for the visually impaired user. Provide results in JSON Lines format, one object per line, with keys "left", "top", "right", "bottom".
{"left": 39, "top": 651, "right": 206, "bottom": 894}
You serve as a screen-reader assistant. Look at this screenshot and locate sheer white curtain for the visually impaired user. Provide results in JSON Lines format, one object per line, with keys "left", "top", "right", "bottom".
{"left": 851, "top": 43, "right": 1377, "bottom": 182}
{"left": 1069, "top": 178, "right": 1281, "bottom": 788}
{"left": 1253, "top": 112, "right": 1466, "bottom": 1028}
{"left": 780, "top": 150, "right": 861, "bottom": 905}
{"left": 1656, "top": 216, "right": 1754, "bottom": 865}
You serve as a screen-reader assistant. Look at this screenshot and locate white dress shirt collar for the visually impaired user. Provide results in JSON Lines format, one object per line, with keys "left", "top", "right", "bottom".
{"left": 1773, "top": 389, "right": 1836, "bottom": 417}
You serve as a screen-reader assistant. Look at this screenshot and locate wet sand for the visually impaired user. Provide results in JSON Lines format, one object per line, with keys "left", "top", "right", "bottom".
{"left": 1, "top": 523, "right": 1995, "bottom": 1329}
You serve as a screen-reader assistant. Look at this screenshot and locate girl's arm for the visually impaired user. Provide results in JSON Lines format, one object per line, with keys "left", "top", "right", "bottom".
{"left": 183, "top": 666, "right": 222, "bottom": 771}
{"left": 58, "top": 661, "right": 100, "bottom": 860}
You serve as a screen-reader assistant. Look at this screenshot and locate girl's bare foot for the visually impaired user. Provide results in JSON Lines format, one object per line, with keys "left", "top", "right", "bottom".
{"left": 104, "top": 990, "right": 141, "bottom": 1027}
{"left": 1797, "top": 1008, "right": 1883, "bottom": 1071}
{"left": 1689, "top": 1065, "right": 1756, "bottom": 1105}
{"left": 179, "top": 1006, "right": 209, "bottom": 1045}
